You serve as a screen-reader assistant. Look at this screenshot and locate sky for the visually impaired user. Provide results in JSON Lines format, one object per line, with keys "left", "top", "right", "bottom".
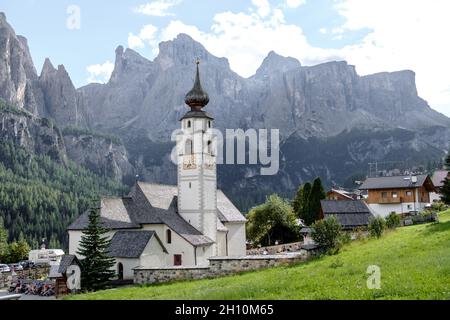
{"left": 2, "top": 0, "right": 450, "bottom": 117}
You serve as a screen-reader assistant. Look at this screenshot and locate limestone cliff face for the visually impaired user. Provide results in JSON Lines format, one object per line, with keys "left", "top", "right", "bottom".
{"left": 1, "top": 11, "right": 450, "bottom": 192}
{"left": 38, "top": 58, "right": 86, "bottom": 127}
{"left": 62, "top": 133, "right": 134, "bottom": 182}
{"left": 79, "top": 33, "right": 450, "bottom": 143}
{"left": 0, "top": 13, "right": 42, "bottom": 115}
{"left": 0, "top": 109, "right": 66, "bottom": 163}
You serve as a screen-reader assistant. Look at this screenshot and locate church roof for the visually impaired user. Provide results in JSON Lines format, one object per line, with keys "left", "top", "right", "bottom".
{"left": 107, "top": 231, "right": 167, "bottom": 258}
{"left": 67, "top": 181, "right": 246, "bottom": 247}
{"left": 217, "top": 190, "right": 247, "bottom": 222}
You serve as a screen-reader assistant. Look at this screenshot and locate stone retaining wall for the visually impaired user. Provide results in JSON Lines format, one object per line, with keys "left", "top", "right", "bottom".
{"left": 135, "top": 266, "right": 211, "bottom": 284}
{"left": 134, "top": 249, "right": 319, "bottom": 285}
{"left": 246, "top": 242, "right": 303, "bottom": 255}
{"left": 0, "top": 267, "right": 50, "bottom": 289}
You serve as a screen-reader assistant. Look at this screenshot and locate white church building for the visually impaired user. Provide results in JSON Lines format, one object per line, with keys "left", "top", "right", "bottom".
{"left": 67, "top": 62, "right": 247, "bottom": 280}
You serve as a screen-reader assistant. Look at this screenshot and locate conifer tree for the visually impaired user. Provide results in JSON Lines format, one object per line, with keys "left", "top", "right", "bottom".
{"left": 293, "top": 182, "right": 312, "bottom": 223}
{"left": 0, "top": 217, "right": 8, "bottom": 262}
{"left": 76, "top": 203, "right": 115, "bottom": 291}
{"left": 441, "top": 152, "right": 450, "bottom": 205}
{"left": 309, "top": 177, "right": 326, "bottom": 224}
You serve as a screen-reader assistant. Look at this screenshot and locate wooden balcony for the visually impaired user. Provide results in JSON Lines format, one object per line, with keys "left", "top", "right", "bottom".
{"left": 379, "top": 197, "right": 401, "bottom": 204}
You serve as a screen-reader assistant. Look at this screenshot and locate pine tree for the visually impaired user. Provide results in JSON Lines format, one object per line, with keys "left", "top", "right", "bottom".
{"left": 293, "top": 182, "right": 312, "bottom": 224}
{"left": 308, "top": 178, "right": 326, "bottom": 225}
{"left": 76, "top": 204, "right": 115, "bottom": 291}
{"left": 441, "top": 152, "right": 450, "bottom": 205}
{"left": 0, "top": 217, "right": 8, "bottom": 262}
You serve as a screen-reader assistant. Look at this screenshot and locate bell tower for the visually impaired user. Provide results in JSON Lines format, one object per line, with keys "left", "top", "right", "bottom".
{"left": 177, "top": 60, "right": 217, "bottom": 252}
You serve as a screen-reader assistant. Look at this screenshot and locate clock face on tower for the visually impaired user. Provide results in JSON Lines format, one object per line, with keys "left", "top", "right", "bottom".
{"left": 183, "top": 154, "right": 197, "bottom": 170}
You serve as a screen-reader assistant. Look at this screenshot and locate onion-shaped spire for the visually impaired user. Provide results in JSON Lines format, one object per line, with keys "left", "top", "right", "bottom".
{"left": 184, "top": 59, "right": 209, "bottom": 110}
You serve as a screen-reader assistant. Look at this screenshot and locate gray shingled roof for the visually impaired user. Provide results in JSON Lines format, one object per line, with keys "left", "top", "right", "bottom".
{"left": 67, "top": 182, "right": 243, "bottom": 247}
{"left": 321, "top": 200, "right": 374, "bottom": 229}
{"left": 108, "top": 231, "right": 167, "bottom": 258}
{"left": 217, "top": 190, "right": 247, "bottom": 222}
{"left": 432, "top": 170, "right": 448, "bottom": 188}
{"left": 359, "top": 175, "right": 429, "bottom": 190}
{"left": 67, "top": 198, "right": 140, "bottom": 230}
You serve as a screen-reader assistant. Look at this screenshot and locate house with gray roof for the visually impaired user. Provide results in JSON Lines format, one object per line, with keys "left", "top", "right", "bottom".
{"left": 359, "top": 174, "right": 435, "bottom": 217}
{"left": 67, "top": 63, "right": 247, "bottom": 280}
{"left": 430, "top": 170, "right": 449, "bottom": 202}
{"left": 320, "top": 200, "right": 374, "bottom": 230}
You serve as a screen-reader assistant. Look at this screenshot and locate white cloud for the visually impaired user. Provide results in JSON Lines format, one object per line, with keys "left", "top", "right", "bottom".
{"left": 334, "top": 0, "right": 450, "bottom": 115}
{"left": 252, "top": 0, "right": 271, "bottom": 18}
{"left": 128, "top": 0, "right": 450, "bottom": 115}
{"left": 155, "top": 5, "right": 339, "bottom": 78}
{"left": 86, "top": 61, "right": 114, "bottom": 83}
{"left": 135, "top": 0, "right": 181, "bottom": 17}
{"left": 286, "top": 0, "right": 306, "bottom": 9}
{"left": 128, "top": 24, "right": 158, "bottom": 49}
{"left": 128, "top": 33, "right": 145, "bottom": 49}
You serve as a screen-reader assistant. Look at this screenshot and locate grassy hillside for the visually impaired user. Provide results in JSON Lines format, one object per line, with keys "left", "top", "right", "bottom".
{"left": 69, "top": 210, "right": 450, "bottom": 300}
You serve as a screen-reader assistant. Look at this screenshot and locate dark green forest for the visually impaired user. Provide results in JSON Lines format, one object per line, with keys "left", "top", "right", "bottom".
{"left": 0, "top": 141, "right": 127, "bottom": 250}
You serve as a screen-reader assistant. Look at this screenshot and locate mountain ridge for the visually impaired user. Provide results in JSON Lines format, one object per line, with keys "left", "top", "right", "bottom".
{"left": 0, "top": 12, "right": 449, "bottom": 211}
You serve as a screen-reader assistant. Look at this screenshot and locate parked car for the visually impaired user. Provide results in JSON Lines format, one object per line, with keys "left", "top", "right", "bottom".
{"left": 19, "top": 260, "right": 35, "bottom": 269}
{"left": 34, "top": 261, "right": 50, "bottom": 268}
{"left": 9, "top": 263, "right": 24, "bottom": 271}
{"left": 0, "top": 264, "right": 11, "bottom": 273}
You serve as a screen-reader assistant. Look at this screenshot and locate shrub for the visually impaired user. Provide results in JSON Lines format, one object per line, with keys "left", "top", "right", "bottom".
{"left": 386, "top": 212, "right": 400, "bottom": 229}
{"left": 368, "top": 216, "right": 386, "bottom": 238}
{"left": 421, "top": 210, "right": 433, "bottom": 218}
{"left": 431, "top": 202, "right": 448, "bottom": 213}
{"left": 312, "top": 216, "right": 342, "bottom": 254}
{"left": 339, "top": 231, "right": 352, "bottom": 245}
{"left": 353, "top": 226, "right": 368, "bottom": 241}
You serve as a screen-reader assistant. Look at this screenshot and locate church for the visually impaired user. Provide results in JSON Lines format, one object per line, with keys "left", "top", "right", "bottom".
{"left": 67, "top": 62, "right": 247, "bottom": 280}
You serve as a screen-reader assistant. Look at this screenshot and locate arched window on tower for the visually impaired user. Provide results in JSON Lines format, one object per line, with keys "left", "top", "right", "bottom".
{"left": 185, "top": 139, "right": 193, "bottom": 155}
{"left": 207, "top": 140, "right": 213, "bottom": 155}
{"left": 208, "top": 121, "right": 211, "bottom": 128}
{"left": 187, "top": 120, "right": 191, "bottom": 128}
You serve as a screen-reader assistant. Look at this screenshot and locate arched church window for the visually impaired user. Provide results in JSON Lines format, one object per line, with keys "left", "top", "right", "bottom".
{"left": 207, "top": 140, "right": 213, "bottom": 154}
{"left": 208, "top": 121, "right": 211, "bottom": 128}
{"left": 185, "top": 139, "right": 193, "bottom": 154}
{"left": 187, "top": 120, "right": 191, "bottom": 128}
{"left": 166, "top": 229, "right": 172, "bottom": 244}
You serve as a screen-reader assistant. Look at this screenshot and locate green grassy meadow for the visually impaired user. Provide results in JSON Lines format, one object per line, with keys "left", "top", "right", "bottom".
{"left": 68, "top": 210, "right": 450, "bottom": 300}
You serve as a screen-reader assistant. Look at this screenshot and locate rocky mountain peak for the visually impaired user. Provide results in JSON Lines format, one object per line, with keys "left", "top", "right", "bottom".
{"left": 254, "top": 51, "right": 301, "bottom": 78}
{"left": 155, "top": 33, "right": 230, "bottom": 70}
{"left": 110, "top": 45, "right": 153, "bottom": 84}
{"left": 41, "top": 58, "right": 56, "bottom": 76}
{"left": 0, "top": 12, "right": 7, "bottom": 26}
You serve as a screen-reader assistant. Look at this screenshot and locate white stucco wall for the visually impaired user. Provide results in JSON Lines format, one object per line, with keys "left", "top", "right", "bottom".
{"left": 368, "top": 202, "right": 428, "bottom": 217}
{"left": 114, "top": 258, "right": 140, "bottom": 280}
{"left": 224, "top": 222, "right": 246, "bottom": 256}
{"left": 216, "top": 230, "right": 227, "bottom": 256}
{"left": 68, "top": 230, "right": 115, "bottom": 258}
{"left": 141, "top": 224, "right": 208, "bottom": 266}
{"left": 430, "top": 192, "right": 442, "bottom": 203}
{"left": 140, "top": 235, "right": 168, "bottom": 267}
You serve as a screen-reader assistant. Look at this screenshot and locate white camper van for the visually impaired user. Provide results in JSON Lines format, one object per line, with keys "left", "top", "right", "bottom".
{"left": 28, "top": 248, "right": 65, "bottom": 266}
